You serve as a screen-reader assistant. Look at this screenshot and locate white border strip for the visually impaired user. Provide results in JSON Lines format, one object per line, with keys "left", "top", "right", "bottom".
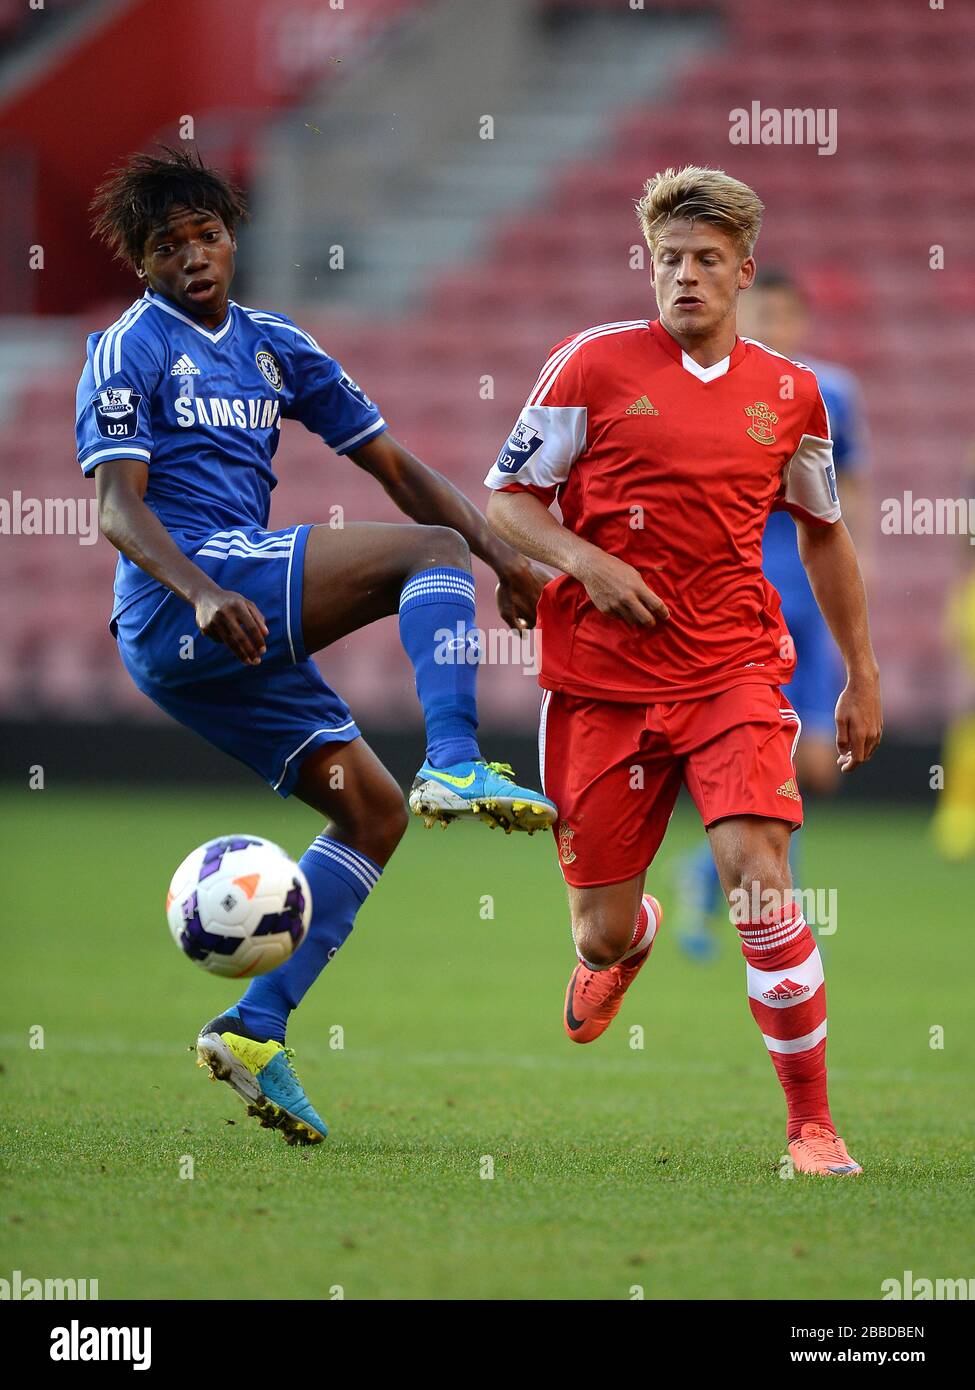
{"left": 285, "top": 528, "right": 299, "bottom": 663}
{"left": 80, "top": 445, "right": 151, "bottom": 471}
{"left": 333, "top": 417, "right": 386, "bottom": 454}
{"left": 762, "top": 1019, "right": 827, "bottom": 1055}
{"left": 538, "top": 689, "right": 552, "bottom": 794}
{"left": 528, "top": 320, "right": 647, "bottom": 407}
{"left": 272, "top": 721, "right": 358, "bottom": 792}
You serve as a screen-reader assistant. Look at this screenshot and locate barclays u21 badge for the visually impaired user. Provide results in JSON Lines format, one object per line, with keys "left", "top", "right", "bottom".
{"left": 496, "top": 420, "right": 544, "bottom": 474}
{"left": 93, "top": 386, "right": 142, "bottom": 439}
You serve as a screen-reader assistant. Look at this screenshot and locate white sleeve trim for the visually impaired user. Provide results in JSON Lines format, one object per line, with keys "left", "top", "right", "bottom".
{"left": 80, "top": 445, "right": 152, "bottom": 472}
{"left": 782, "top": 433, "right": 841, "bottom": 523}
{"left": 484, "top": 405, "right": 587, "bottom": 491}
{"left": 333, "top": 416, "right": 386, "bottom": 454}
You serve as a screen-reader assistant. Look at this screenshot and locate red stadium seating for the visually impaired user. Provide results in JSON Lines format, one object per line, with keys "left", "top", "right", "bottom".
{"left": 2, "top": 0, "right": 971, "bottom": 734}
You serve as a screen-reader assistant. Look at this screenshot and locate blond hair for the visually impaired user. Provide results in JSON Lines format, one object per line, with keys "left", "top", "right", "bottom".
{"left": 636, "top": 165, "right": 764, "bottom": 259}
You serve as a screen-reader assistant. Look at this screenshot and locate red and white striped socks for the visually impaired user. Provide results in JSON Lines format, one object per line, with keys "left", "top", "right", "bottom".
{"left": 737, "top": 904, "right": 833, "bottom": 1140}
{"left": 620, "top": 894, "right": 660, "bottom": 961}
{"left": 575, "top": 894, "right": 660, "bottom": 970}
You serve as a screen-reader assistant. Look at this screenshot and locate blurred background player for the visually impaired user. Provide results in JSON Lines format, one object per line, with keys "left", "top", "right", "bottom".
{"left": 676, "top": 267, "right": 870, "bottom": 960}
{"left": 931, "top": 452, "right": 975, "bottom": 862}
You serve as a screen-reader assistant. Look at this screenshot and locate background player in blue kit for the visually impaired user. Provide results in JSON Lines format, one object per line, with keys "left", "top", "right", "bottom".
{"left": 77, "top": 148, "right": 556, "bottom": 1144}
{"left": 677, "top": 268, "right": 869, "bottom": 960}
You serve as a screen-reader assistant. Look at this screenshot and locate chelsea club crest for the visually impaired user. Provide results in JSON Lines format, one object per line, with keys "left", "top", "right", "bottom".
{"left": 255, "top": 351, "right": 283, "bottom": 392}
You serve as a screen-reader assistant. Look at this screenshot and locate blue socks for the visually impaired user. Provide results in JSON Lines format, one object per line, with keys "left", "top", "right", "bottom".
{"left": 236, "top": 835, "right": 382, "bottom": 1043}
{"left": 398, "top": 566, "right": 481, "bottom": 767}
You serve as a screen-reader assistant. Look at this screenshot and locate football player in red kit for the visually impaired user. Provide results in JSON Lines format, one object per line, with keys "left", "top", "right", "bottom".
{"left": 485, "top": 166, "right": 882, "bottom": 1177}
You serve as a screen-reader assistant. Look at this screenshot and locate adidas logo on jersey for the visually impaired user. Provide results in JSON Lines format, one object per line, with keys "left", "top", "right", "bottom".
{"left": 170, "top": 354, "right": 201, "bottom": 376}
{"left": 625, "top": 394, "right": 659, "bottom": 415}
{"left": 762, "top": 977, "right": 810, "bottom": 1001}
{"left": 776, "top": 778, "right": 801, "bottom": 801}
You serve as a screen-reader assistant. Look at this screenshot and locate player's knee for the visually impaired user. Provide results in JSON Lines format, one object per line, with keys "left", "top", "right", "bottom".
{"left": 573, "top": 911, "right": 629, "bottom": 968}
{"left": 385, "top": 794, "right": 411, "bottom": 849}
{"left": 322, "top": 773, "right": 408, "bottom": 865}
{"left": 355, "top": 791, "right": 410, "bottom": 864}
{"left": 798, "top": 746, "right": 840, "bottom": 795}
{"left": 805, "top": 768, "right": 839, "bottom": 796}
{"left": 410, "top": 525, "right": 470, "bottom": 574}
{"left": 732, "top": 861, "right": 792, "bottom": 919}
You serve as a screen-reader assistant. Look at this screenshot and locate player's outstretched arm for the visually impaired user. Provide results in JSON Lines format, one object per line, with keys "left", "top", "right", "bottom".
{"left": 486, "top": 489, "right": 669, "bottom": 628}
{"left": 348, "top": 432, "right": 548, "bottom": 629}
{"left": 795, "top": 516, "right": 883, "bottom": 772}
{"left": 95, "top": 457, "right": 269, "bottom": 665}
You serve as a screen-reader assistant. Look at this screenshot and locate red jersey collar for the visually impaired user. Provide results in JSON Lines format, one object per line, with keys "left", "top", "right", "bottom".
{"left": 650, "top": 317, "right": 746, "bottom": 380}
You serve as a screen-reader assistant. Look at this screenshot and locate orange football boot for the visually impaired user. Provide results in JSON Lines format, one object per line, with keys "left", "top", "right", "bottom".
{"left": 788, "top": 1123, "right": 863, "bottom": 1177}
{"left": 563, "top": 894, "right": 663, "bottom": 1044}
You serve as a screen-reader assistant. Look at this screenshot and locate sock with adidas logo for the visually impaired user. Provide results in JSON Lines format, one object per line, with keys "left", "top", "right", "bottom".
{"left": 737, "top": 903, "right": 833, "bottom": 1141}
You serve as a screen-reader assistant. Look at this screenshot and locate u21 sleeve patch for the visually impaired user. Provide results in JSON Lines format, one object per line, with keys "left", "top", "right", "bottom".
{"left": 92, "top": 386, "right": 143, "bottom": 439}
{"left": 495, "top": 421, "right": 545, "bottom": 474}
{"left": 338, "top": 370, "right": 375, "bottom": 410}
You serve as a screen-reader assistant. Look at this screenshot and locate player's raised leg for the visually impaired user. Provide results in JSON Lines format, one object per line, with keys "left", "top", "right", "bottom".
{"left": 708, "top": 814, "right": 862, "bottom": 1177}
{"left": 197, "top": 738, "right": 407, "bottom": 1144}
{"left": 563, "top": 877, "right": 663, "bottom": 1043}
{"left": 300, "top": 520, "right": 556, "bottom": 833}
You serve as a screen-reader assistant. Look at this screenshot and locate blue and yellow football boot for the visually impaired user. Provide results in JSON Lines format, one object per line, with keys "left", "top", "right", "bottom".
{"left": 408, "top": 758, "right": 557, "bottom": 833}
{"left": 195, "top": 1008, "right": 327, "bottom": 1145}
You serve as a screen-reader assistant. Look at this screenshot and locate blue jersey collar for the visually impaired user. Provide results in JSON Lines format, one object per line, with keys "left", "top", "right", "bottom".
{"left": 143, "top": 289, "right": 235, "bottom": 343}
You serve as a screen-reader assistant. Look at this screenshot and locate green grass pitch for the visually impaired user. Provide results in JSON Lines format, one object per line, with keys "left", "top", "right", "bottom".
{"left": 1, "top": 786, "right": 971, "bottom": 1300}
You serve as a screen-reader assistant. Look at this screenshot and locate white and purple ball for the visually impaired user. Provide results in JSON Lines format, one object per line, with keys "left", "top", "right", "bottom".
{"left": 166, "top": 835, "right": 311, "bottom": 978}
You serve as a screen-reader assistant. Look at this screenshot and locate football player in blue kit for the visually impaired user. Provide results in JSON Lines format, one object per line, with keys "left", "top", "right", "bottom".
{"left": 677, "top": 268, "right": 868, "bottom": 960}
{"left": 77, "top": 148, "right": 556, "bottom": 1144}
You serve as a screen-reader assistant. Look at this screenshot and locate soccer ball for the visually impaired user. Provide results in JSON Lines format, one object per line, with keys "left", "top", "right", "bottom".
{"left": 166, "top": 835, "right": 311, "bottom": 978}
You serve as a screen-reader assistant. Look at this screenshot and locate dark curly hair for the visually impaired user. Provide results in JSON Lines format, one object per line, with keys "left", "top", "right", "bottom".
{"left": 89, "top": 146, "right": 248, "bottom": 269}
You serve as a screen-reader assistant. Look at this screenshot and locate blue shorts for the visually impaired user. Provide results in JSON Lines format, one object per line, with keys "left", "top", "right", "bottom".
{"left": 781, "top": 600, "right": 844, "bottom": 736}
{"left": 115, "top": 524, "right": 360, "bottom": 797}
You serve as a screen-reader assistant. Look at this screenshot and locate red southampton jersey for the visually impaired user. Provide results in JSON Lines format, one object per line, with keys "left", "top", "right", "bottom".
{"left": 485, "top": 318, "right": 840, "bottom": 702}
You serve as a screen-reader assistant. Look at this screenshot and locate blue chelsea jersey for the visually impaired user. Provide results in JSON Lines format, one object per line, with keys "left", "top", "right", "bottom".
{"left": 763, "top": 356, "right": 868, "bottom": 609}
{"left": 75, "top": 289, "right": 387, "bottom": 622}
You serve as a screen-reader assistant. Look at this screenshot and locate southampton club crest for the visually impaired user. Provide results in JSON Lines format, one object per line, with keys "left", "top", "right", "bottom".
{"left": 558, "top": 821, "right": 577, "bottom": 866}
{"left": 255, "top": 350, "right": 283, "bottom": 392}
{"left": 744, "top": 400, "right": 778, "bottom": 445}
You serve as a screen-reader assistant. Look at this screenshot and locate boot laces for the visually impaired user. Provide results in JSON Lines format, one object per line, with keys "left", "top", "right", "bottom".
{"left": 482, "top": 760, "right": 515, "bottom": 782}
{"left": 800, "top": 1124, "right": 848, "bottom": 1163}
{"left": 579, "top": 964, "right": 620, "bottom": 1007}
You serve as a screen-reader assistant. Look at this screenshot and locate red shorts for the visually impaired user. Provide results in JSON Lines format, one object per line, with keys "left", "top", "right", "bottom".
{"left": 539, "top": 683, "right": 804, "bottom": 888}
